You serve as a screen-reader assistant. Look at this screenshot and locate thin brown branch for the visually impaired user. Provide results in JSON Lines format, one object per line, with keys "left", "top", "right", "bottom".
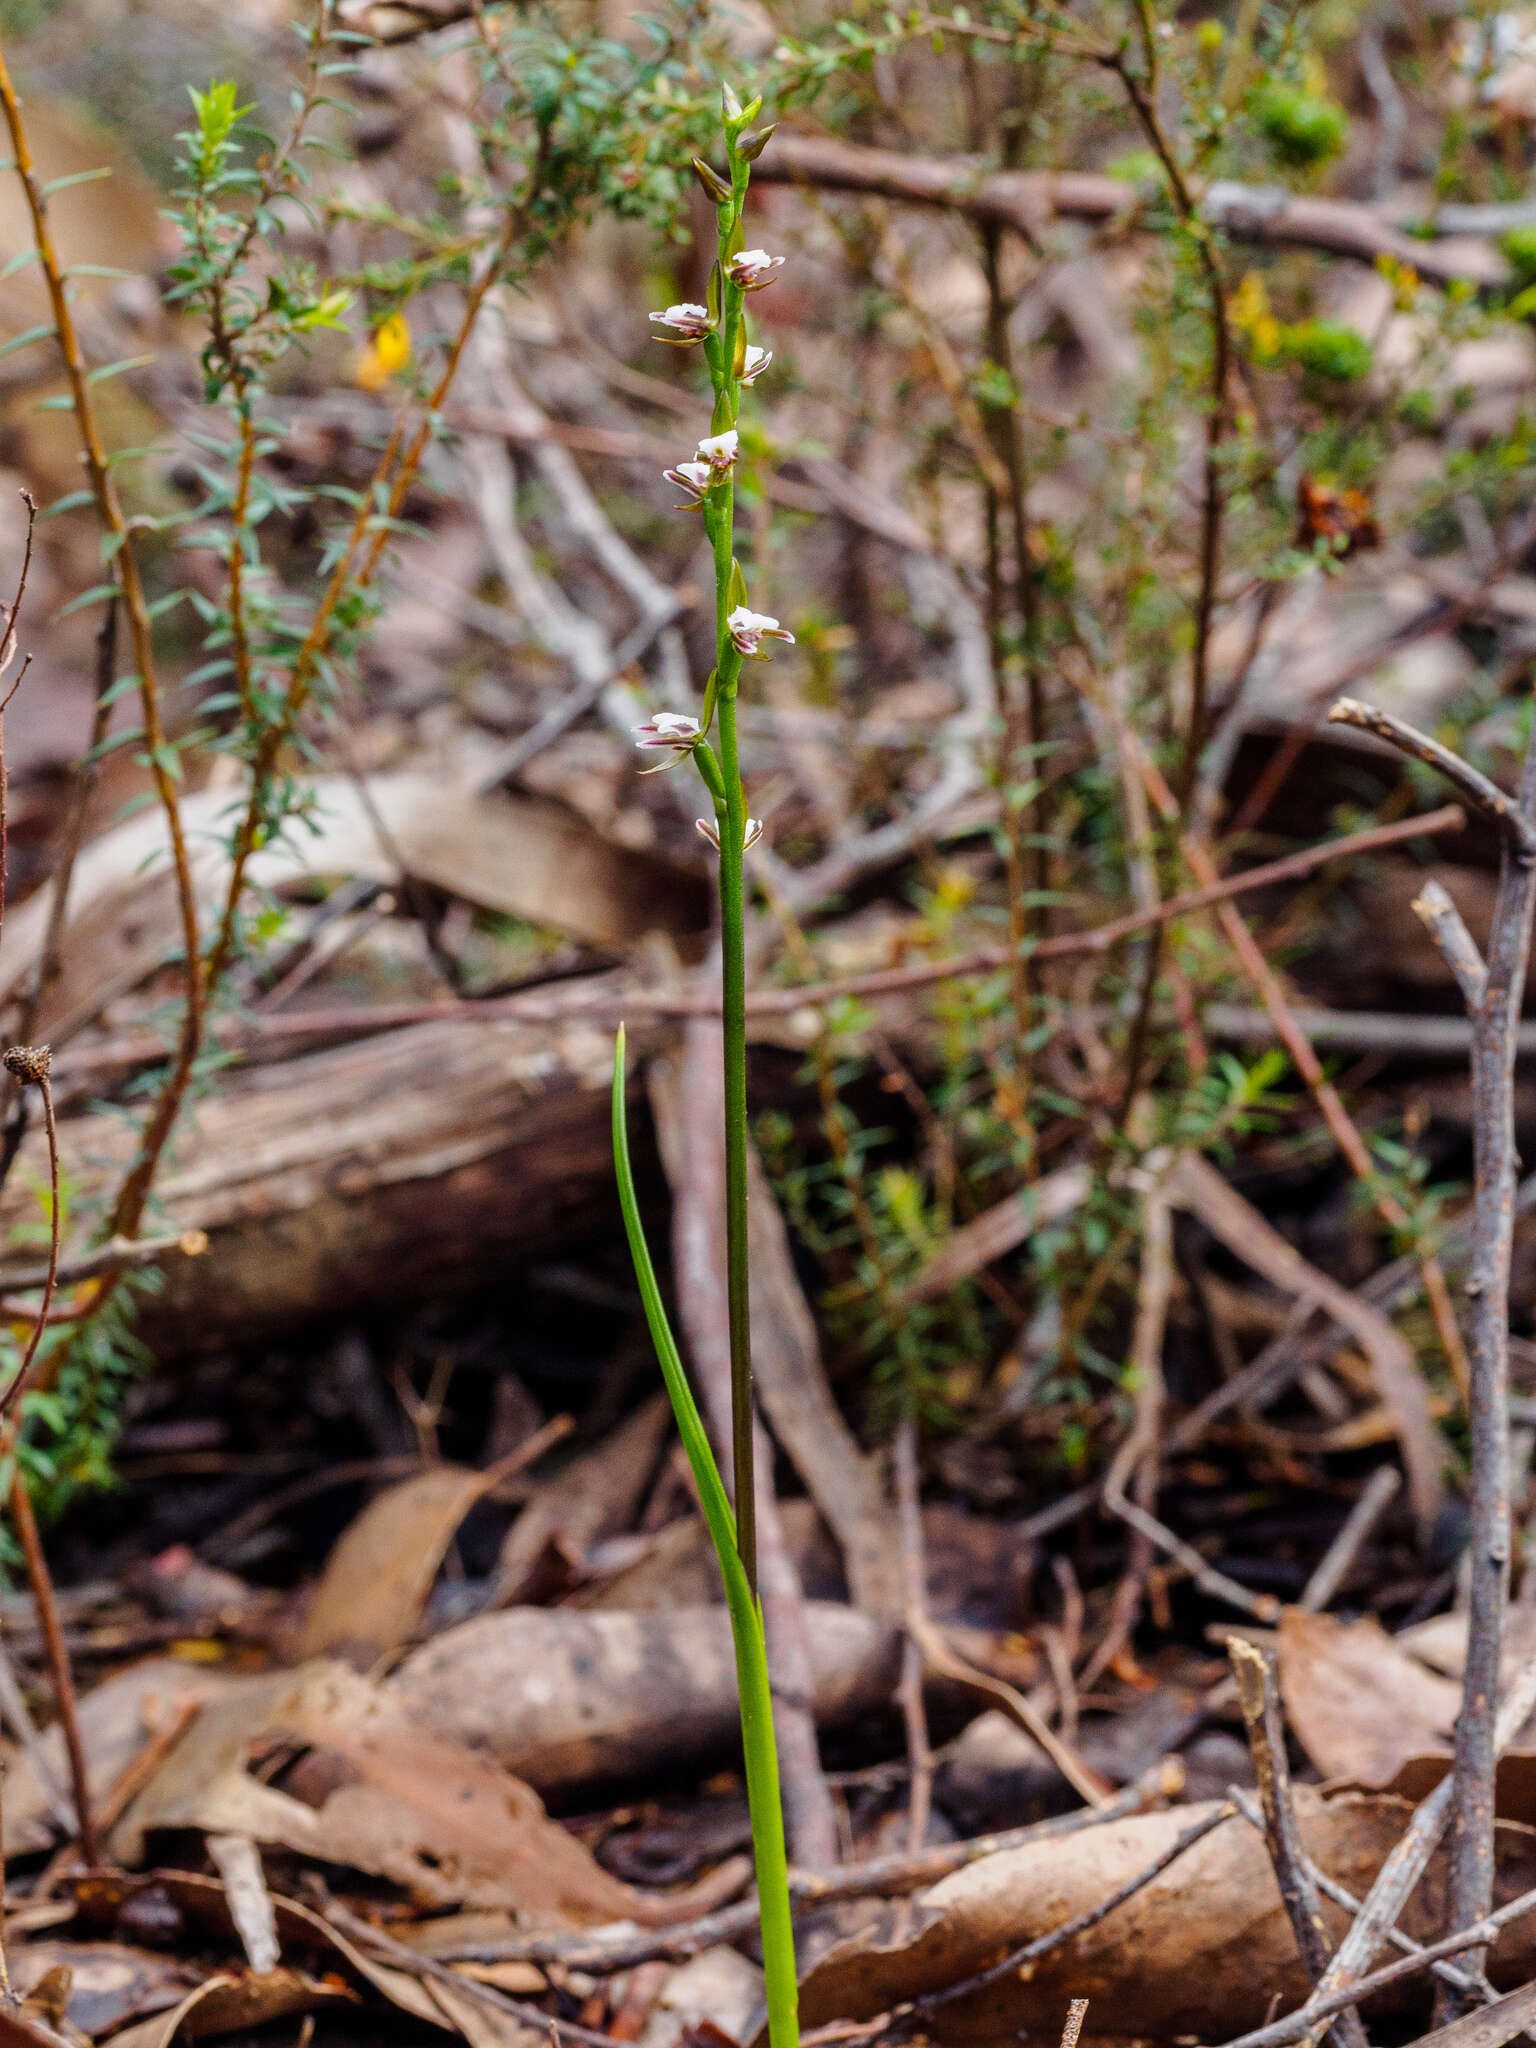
{"left": 751, "top": 133, "right": 1505, "bottom": 290}
{"left": 0, "top": 1049, "right": 59, "bottom": 1423}
{"left": 744, "top": 802, "right": 1465, "bottom": 1015}
{"left": 1059, "top": 2000, "right": 1090, "bottom": 2048}
{"left": 199, "top": 162, "right": 546, "bottom": 1017}
{"left": 0, "top": 590, "right": 118, "bottom": 1200}
{"left": 1217, "top": 1885, "right": 1536, "bottom": 2048}
{"left": 1328, "top": 698, "right": 1536, "bottom": 865}
{"left": 7, "top": 1452, "right": 99, "bottom": 1866}
{"left": 1413, "top": 881, "right": 1489, "bottom": 1011}
{"left": 913, "top": 1802, "right": 1234, "bottom": 2011}
{"left": 1230, "top": 1640, "right": 1366, "bottom": 2048}
{"left": 0, "top": 485, "right": 35, "bottom": 988}
{"left": 1229, "top": 1788, "right": 1488, "bottom": 2005}
{"left": 322, "top": 1898, "right": 625, "bottom": 2048}
{"left": 1300, "top": 1656, "right": 1536, "bottom": 2037}
{"left": 1137, "top": 744, "right": 1472, "bottom": 1400}
{"left": 1090, "top": 1170, "right": 1179, "bottom": 1671}
{"left": 893, "top": 1415, "right": 934, "bottom": 1852}
{"left": 0, "top": 1228, "right": 209, "bottom": 1303}
{"left": 0, "top": 43, "right": 205, "bottom": 1252}
{"left": 435, "top": 1772, "right": 1175, "bottom": 1972}
{"left": 1298, "top": 1465, "right": 1401, "bottom": 1613}
{"left": 1442, "top": 699, "right": 1536, "bottom": 1995}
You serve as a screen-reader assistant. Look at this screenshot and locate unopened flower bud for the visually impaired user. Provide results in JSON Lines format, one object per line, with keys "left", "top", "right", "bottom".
{"left": 737, "top": 122, "right": 778, "bottom": 161}
{"left": 726, "top": 248, "right": 785, "bottom": 291}
{"left": 722, "top": 80, "right": 744, "bottom": 122}
{"left": 691, "top": 155, "right": 733, "bottom": 205}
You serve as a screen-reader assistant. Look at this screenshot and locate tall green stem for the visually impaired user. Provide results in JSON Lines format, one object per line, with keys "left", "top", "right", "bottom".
{"left": 613, "top": 1034, "right": 797, "bottom": 2048}
{"left": 614, "top": 90, "right": 800, "bottom": 2048}
{"left": 716, "top": 685, "right": 756, "bottom": 1593}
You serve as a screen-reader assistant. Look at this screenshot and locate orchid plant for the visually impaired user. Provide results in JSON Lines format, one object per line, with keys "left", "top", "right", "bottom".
{"left": 611, "top": 88, "right": 800, "bottom": 2048}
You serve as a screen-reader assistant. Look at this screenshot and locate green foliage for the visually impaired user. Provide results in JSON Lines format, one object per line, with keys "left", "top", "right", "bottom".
{"left": 1249, "top": 80, "right": 1348, "bottom": 169}
{"left": 1273, "top": 318, "right": 1374, "bottom": 383}
{"left": 1502, "top": 223, "right": 1536, "bottom": 288}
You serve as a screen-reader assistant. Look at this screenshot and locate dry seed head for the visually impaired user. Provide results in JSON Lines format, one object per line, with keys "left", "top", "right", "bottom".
{"left": 3, "top": 1043, "right": 51, "bottom": 1085}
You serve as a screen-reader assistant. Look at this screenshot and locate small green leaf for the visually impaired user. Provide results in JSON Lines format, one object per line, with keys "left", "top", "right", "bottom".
{"left": 86, "top": 353, "right": 156, "bottom": 386}
{"left": 42, "top": 166, "right": 112, "bottom": 196}
{"left": 0, "top": 323, "right": 54, "bottom": 361}
{"left": 37, "top": 489, "right": 94, "bottom": 521}
{"left": 57, "top": 582, "right": 119, "bottom": 618}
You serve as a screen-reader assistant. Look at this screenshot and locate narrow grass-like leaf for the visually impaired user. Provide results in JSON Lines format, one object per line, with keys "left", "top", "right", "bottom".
{"left": 611, "top": 1024, "right": 739, "bottom": 1573}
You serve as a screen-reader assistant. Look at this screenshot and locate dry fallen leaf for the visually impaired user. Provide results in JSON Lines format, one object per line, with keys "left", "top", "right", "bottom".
{"left": 296, "top": 1463, "right": 512, "bottom": 1661}
{"left": 105, "top": 1969, "right": 355, "bottom": 2048}
{"left": 2, "top": 1659, "right": 235, "bottom": 1857}
{"left": 1397, "top": 1607, "right": 1536, "bottom": 1687}
{"left": 1277, "top": 1608, "right": 1461, "bottom": 1786}
{"left": 108, "top": 1661, "right": 638, "bottom": 1923}
{"left": 7, "top": 1942, "right": 192, "bottom": 2042}
{"left": 785, "top": 1791, "right": 1536, "bottom": 2043}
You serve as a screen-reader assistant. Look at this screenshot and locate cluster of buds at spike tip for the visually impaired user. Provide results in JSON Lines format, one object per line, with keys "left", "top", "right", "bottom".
{"left": 697, "top": 815, "right": 764, "bottom": 853}
{"left": 726, "top": 248, "right": 784, "bottom": 291}
{"left": 726, "top": 605, "right": 794, "bottom": 657}
{"left": 663, "top": 429, "right": 739, "bottom": 506}
{"left": 631, "top": 711, "right": 703, "bottom": 772}
{"left": 649, "top": 302, "right": 714, "bottom": 343}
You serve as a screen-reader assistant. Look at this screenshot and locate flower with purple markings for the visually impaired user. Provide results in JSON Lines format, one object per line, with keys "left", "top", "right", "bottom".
{"left": 697, "top": 429, "right": 739, "bottom": 471}
{"left": 662, "top": 460, "right": 713, "bottom": 504}
{"left": 663, "top": 430, "right": 739, "bottom": 507}
{"left": 740, "top": 344, "right": 773, "bottom": 387}
{"left": 726, "top": 605, "right": 794, "bottom": 657}
{"left": 697, "top": 815, "right": 764, "bottom": 852}
{"left": 727, "top": 248, "right": 784, "bottom": 290}
{"left": 649, "top": 302, "right": 714, "bottom": 341}
{"left": 632, "top": 711, "right": 703, "bottom": 772}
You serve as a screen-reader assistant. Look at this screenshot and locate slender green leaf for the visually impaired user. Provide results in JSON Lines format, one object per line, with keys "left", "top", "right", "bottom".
{"left": 0, "top": 323, "right": 54, "bottom": 361}
{"left": 42, "top": 167, "right": 112, "bottom": 195}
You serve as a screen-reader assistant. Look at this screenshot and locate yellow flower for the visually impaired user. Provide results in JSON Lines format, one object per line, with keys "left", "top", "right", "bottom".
{"left": 355, "top": 311, "right": 412, "bottom": 392}
{"left": 1229, "top": 270, "right": 1270, "bottom": 334}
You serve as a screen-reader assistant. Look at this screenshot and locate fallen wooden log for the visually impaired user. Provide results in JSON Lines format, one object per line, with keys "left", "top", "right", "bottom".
{"left": 0, "top": 978, "right": 666, "bottom": 1348}
{"left": 387, "top": 1602, "right": 903, "bottom": 1793}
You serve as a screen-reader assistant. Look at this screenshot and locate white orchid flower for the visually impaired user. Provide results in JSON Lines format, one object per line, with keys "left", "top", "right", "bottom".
{"left": 632, "top": 712, "right": 703, "bottom": 772}
{"left": 726, "top": 605, "right": 794, "bottom": 657}
{"left": 727, "top": 248, "right": 785, "bottom": 290}
{"left": 649, "top": 302, "right": 714, "bottom": 341}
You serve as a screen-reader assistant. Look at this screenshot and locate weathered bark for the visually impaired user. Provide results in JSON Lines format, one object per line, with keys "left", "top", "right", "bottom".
{"left": 0, "top": 983, "right": 663, "bottom": 1348}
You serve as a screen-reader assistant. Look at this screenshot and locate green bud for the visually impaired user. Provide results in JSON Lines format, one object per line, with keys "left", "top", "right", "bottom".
{"left": 739, "top": 94, "right": 763, "bottom": 125}
{"left": 737, "top": 122, "right": 778, "bottom": 161}
{"left": 722, "top": 80, "right": 743, "bottom": 121}
{"left": 691, "top": 155, "right": 733, "bottom": 204}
